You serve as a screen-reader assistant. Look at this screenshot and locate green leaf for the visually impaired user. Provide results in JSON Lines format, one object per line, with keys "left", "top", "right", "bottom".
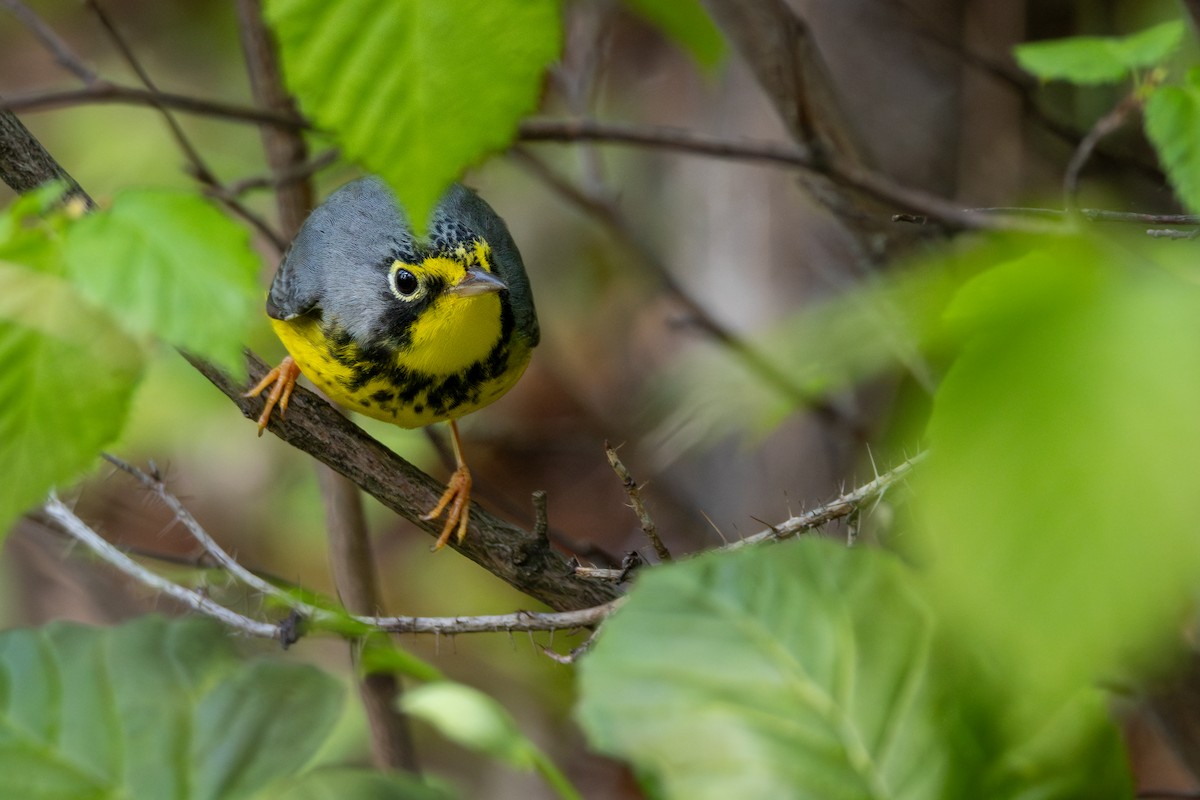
{"left": 265, "top": 0, "right": 561, "bottom": 231}
{"left": 622, "top": 0, "right": 724, "bottom": 69}
{"left": 403, "top": 683, "right": 581, "bottom": 800}
{"left": 361, "top": 635, "right": 445, "bottom": 683}
{"left": 0, "top": 616, "right": 346, "bottom": 800}
{"left": 64, "top": 189, "right": 261, "bottom": 373}
{"left": 0, "top": 262, "right": 142, "bottom": 534}
{"left": 1146, "top": 69, "right": 1200, "bottom": 214}
{"left": 266, "top": 768, "right": 456, "bottom": 800}
{"left": 1014, "top": 20, "right": 1185, "bottom": 85}
{"left": 576, "top": 539, "right": 1132, "bottom": 799}
{"left": 916, "top": 234, "right": 1200, "bottom": 698}
{"left": 578, "top": 540, "right": 947, "bottom": 799}
{"left": 0, "top": 182, "right": 75, "bottom": 274}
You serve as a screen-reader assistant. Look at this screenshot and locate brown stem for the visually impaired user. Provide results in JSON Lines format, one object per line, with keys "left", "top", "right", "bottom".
{"left": 233, "top": 0, "right": 414, "bottom": 772}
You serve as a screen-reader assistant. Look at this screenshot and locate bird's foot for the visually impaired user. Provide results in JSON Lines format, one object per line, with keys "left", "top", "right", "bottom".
{"left": 244, "top": 356, "right": 301, "bottom": 436}
{"left": 422, "top": 464, "right": 472, "bottom": 551}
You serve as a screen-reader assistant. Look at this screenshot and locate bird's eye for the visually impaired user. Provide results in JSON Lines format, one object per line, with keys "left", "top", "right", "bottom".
{"left": 393, "top": 269, "right": 419, "bottom": 297}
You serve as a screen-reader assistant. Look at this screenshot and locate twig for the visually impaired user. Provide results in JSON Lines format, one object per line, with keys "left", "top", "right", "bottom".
{"left": 100, "top": 453, "right": 310, "bottom": 607}
{"left": 604, "top": 442, "right": 670, "bottom": 562}
{"left": 370, "top": 601, "right": 621, "bottom": 635}
{"left": 518, "top": 119, "right": 1053, "bottom": 234}
{"left": 223, "top": 148, "right": 339, "bottom": 196}
{"left": 2, "top": 0, "right": 98, "bottom": 84}
{"left": 42, "top": 494, "right": 281, "bottom": 640}
{"left": 722, "top": 451, "right": 926, "bottom": 551}
{"left": 573, "top": 566, "right": 625, "bottom": 581}
{"left": 0, "top": 84, "right": 304, "bottom": 128}
{"left": 542, "top": 634, "right": 598, "bottom": 665}
{"left": 519, "top": 117, "right": 815, "bottom": 168}
{"left": 532, "top": 490, "right": 550, "bottom": 542}
{"left": 1064, "top": 91, "right": 1143, "bottom": 212}
{"left": 41, "top": 466, "right": 624, "bottom": 637}
{"left": 1147, "top": 228, "right": 1200, "bottom": 240}
{"left": 512, "top": 147, "right": 867, "bottom": 440}
{"left": 85, "top": 0, "right": 285, "bottom": 251}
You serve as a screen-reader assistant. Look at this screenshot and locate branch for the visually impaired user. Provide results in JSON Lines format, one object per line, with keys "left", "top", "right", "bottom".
{"left": 1064, "top": 91, "right": 1143, "bottom": 211}
{"left": 518, "top": 119, "right": 1055, "bottom": 233}
{"left": 3, "top": 0, "right": 98, "bottom": 84}
{"left": 722, "top": 451, "right": 926, "bottom": 551}
{"left": 232, "top": 0, "right": 411, "bottom": 771}
{"left": 41, "top": 495, "right": 282, "bottom": 640}
{"left": 605, "top": 443, "right": 671, "bottom": 562}
{"left": 511, "top": 147, "right": 868, "bottom": 443}
{"left": 0, "top": 83, "right": 304, "bottom": 128}
{"left": 0, "top": 110, "right": 90, "bottom": 205}
{"left": 85, "top": 0, "right": 286, "bottom": 251}
{"left": 187, "top": 351, "right": 623, "bottom": 612}
{"left": 36, "top": 486, "right": 623, "bottom": 637}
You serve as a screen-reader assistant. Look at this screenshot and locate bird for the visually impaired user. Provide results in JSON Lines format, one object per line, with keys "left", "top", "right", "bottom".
{"left": 245, "top": 177, "right": 539, "bottom": 550}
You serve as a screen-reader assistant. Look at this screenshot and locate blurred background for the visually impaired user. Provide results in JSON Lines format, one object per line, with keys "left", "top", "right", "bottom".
{"left": 0, "top": 0, "right": 1192, "bottom": 796}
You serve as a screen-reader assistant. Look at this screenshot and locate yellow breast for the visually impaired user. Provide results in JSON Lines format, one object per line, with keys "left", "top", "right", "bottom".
{"left": 270, "top": 302, "right": 530, "bottom": 429}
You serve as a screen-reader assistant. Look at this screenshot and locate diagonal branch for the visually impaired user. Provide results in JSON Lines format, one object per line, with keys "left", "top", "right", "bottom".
{"left": 188, "top": 351, "right": 624, "bottom": 612}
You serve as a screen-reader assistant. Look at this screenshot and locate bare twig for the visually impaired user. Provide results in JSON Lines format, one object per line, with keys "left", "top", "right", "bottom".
{"left": 518, "top": 118, "right": 1054, "bottom": 233}
{"left": 722, "top": 452, "right": 925, "bottom": 550}
{"left": 223, "top": 148, "right": 340, "bottom": 196}
{"left": 1064, "top": 91, "right": 1144, "bottom": 212}
{"left": 604, "top": 442, "right": 671, "bottom": 562}
{"left": 520, "top": 118, "right": 815, "bottom": 168}
{"left": 42, "top": 494, "right": 281, "bottom": 639}
{"left": 39, "top": 482, "right": 623, "bottom": 637}
{"left": 86, "top": 0, "right": 285, "bottom": 250}
{"left": 532, "top": 490, "right": 550, "bottom": 542}
{"left": 3, "top": 0, "right": 98, "bottom": 84}
{"left": 542, "top": 634, "right": 598, "bottom": 665}
{"left": 0, "top": 84, "right": 304, "bottom": 128}
{"left": 512, "top": 147, "right": 867, "bottom": 441}
{"left": 1147, "top": 228, "right": 1200, "bottom": 240}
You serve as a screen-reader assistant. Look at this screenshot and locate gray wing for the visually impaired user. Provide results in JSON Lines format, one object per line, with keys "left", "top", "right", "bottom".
{"left": 434, "top": 184, "right": 540, "bottom": 347}
{"left": 266, "top": 177, "right": 415, "bottom": 329}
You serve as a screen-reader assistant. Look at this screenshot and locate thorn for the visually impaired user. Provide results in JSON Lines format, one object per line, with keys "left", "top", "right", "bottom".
{"left": 699, "top": 510, "right": 728, "bottom": 544}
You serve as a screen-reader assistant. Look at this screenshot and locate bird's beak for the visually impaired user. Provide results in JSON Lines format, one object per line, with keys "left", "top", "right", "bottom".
{"left": 448, "top": 266, "right": 507, "bottom": 297}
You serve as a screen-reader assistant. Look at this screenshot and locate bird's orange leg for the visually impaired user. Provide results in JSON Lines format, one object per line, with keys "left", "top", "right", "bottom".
{"left": 243, "top": 356, "right": 302, "bottom": 436}
{"left": 422, "top": 419, "right": 473, "bottom": 550}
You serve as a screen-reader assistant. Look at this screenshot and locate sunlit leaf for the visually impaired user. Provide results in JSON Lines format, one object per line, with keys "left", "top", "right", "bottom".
{"left": 403, "top": 682, "right": 581, "bottom": 800}
{"left": 361, "top": 634, "right": 445, "bottom": 683}
{"left": 1146, "top": 68, "right": 1200, "bottom": 215}
{"left": 1014, "top": 20, "right": 1185, "bottom": 85}
{"left": 265, "top": 0, "right": 561, "bottom": 231}
{"left": 578, "top": 541, "right": 946, "bottom": 799}
{"left": 0, "top": 616, "right": 345, "bottom": 799}
{"left": 916, "top": 234, "right": 1200, "bottom": 697}
{"left": 0, "top": 262, "right": 142, "bottom": 534}
{"left": 64, "top": 189, "right": 260, "bottom": 373}
{"left": 576, "top": 539, "right": 1132, "bottom": 798}
{"left": 622, "top": 0, "right": 724, "bottom": 69}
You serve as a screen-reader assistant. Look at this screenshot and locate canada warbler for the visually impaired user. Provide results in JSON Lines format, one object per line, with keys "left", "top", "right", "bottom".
{"left": 246, "top": 177, "right": 539, "bottom": 549}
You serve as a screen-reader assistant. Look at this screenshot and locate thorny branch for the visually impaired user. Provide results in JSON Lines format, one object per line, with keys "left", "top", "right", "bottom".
{"left": 604, "top": 443, "right": 671, "bottom": 563}
{"left": 50, "top": 449, "right": 920, "bottom": 640}
{"left": 97, "top": 453, "right": 622, "bottom": 637}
